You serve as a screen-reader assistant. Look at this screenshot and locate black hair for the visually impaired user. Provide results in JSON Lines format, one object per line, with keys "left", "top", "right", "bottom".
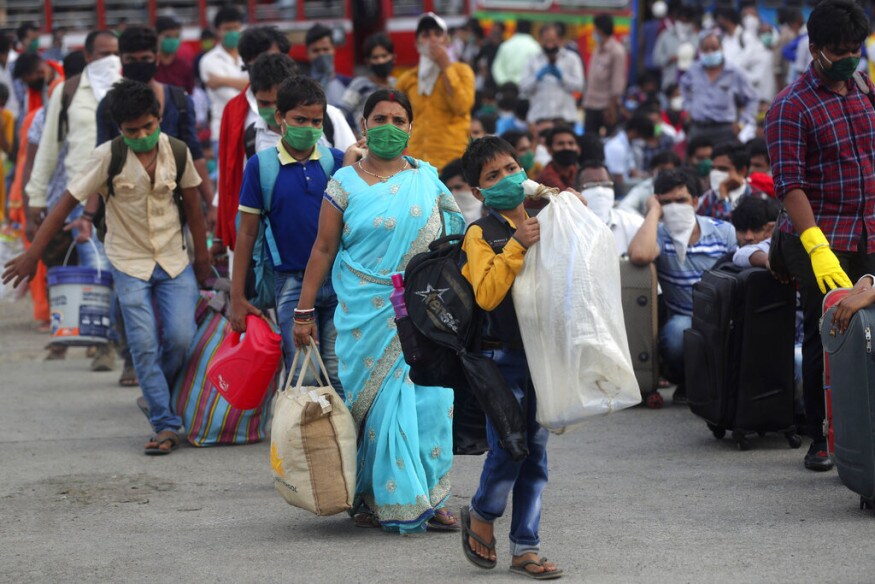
{"left": 808, "top": 0, "right": 868, "bottom": 49}
{"left": 517, "top": 20, "right": 533, "bottom": 35}
{"left": 715, "top": 7, "right": 741, "bottom": 25}
{"left": 118, "top": 26, "right": 158, "bottom": 54}
{"left": 155, "top": 15, "right": 181, "bottom": 35}
{"left": 276, "top": 75, "right": 326, "bottom": 115}
{"left": 539, "top": 22, "right": 562, "bottom": 38}
{"left": 475, "top": 113, "right": 496, "bottom": 135}
{"left": 664, "top": 82, "right": 679, "bottom": 97}
{"left": 16, "top": 22, "right": 39, "bottom": 42}
{"left": 0, "top": 82, "right": 9, "bottom": 105}
{"left": 626, "top": 113, "right": 655, "bottom": 138}
{"left": 107, "top": 78, "right": 160, "bottom": 125}
{"left": 213, "top": 5, "right": 243, "bottom": 29}
{"left": 461, "top": 136, "right": 520, "bottom": 188}
{"left": 0, "top": 33, "right": 12, "bottom": 54}
{"left": 416, "top": 16, "right": 445, "bottom": 37}
{"left": 496, "top": 81, "right": 519, "bottom": 111}
{"left": 653, "top": 168, "right": 700, "bottom": 198}
{"left": 686, "top": 135, "right": 713, "bottom": 159}
{"left": 578, "top": 133, "right": 605, "bottom": 164}
{"left": 465, "top": 17, "right": 484, "bottom": 39}
{"left": 364, "top": 32, "right": 394, "bottom": 58}
{"left": 239, "top": 26, "right": 291, "bottom": 65}
{"left": 594, "top": 14, "right": 614, "bottom": 36}
{"left": 306, "top": 24, "right": 332, "bottom": 47}
{"left": 712, "top": 141, "right": 750, "bottom": 171}
{"left": 731, "top": 196, "right": 781, "bottom": 232}
{"left": 84, "top": 30, "right": 115, "bottom": 55}
{"left": 650, "top": 149, "right": 682, "bottom": 170}
{"left": 546, "top": 124, "right": 576, "bottom": 148}
{"left": 747, "top": 137, "right": 769, "bottom": 163}
{"left": 12, "top": 52, "right": 42, "bottom": 79}
{"left": 578, "top": 159, "right": 610, "bottom": 175}
{"left": 63, "top": 50, "right": 86, "bottom": 78}
{"left": 362, "top": 88, "right": 414, "bottom": 124}
{"left": 779, "top": 7, "right": 804, "bottom": 26}
{"left": 249, "top": 53, "right": 297, "bottom": 94}
{"left": 201, "top": 28, "right": 216, "bottom": 41}
{"left": 500, "top": 129, "right": 533, "bottom": 149}
{"left": 439, "top": 158, "right": 465, "bottom": 184}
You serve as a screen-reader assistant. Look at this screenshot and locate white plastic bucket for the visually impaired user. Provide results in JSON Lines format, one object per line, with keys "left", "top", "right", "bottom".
{"left": 46, "top": 241, "right": 113, "bottom": 346}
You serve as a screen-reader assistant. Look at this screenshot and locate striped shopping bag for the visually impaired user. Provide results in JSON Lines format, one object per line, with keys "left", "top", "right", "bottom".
{"left": 172, "top": 293, "right": 279, "bottom": 446}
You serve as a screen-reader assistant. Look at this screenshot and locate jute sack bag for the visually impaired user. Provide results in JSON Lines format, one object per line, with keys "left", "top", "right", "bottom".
{"left": 270, "top": 339, "right": 356, "bottom": 515}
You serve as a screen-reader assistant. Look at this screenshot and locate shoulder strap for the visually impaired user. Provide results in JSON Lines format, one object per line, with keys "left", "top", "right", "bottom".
{"left": 57, "top": 74, "right": 81, "bottom": 142}
{"left": 255, "top": 148, "right": 283, "bottom": 266}
{"left": 323, "top": 109, "right": 335, "bottom": 147}
{"left": 315, "top": 143, "right": 335, "bottom": 179}
{"left": 243, "top": 123, "right": 257, "bottom": 160}
{"left": 106, "top": 137, "right": 128, "bottom": 198}
{"left": 853, "top": 71, "right": 875, "bottom": 110}
{"left": 168, "top": 85, "right": 189, "bottom": 140}
{"left": 167, "top": 136, "right": 190, "bottom": 248}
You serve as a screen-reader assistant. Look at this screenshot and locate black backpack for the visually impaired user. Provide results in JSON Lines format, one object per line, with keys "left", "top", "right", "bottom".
{"left": 93, "top": 135, "right": 189, "bottom": 248}
{"left": 398, "top": 221, "right": 528, "bottom": 461}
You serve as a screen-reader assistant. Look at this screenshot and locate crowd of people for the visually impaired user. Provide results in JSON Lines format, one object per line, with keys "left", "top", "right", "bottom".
{"left": 2, "top": 0, "right": 875, "bottom": 579}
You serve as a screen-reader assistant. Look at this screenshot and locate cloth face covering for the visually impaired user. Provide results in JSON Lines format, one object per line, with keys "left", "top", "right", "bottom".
{"left": 709, "top": 169, "right": 746, "bottom": 206}
{"left": 582, "top": 186, "right": 615, "bottom": 224}
{"left": 417, "top": 42, "right": 440, "bottom": 96}
{"left": 480, "top": 171, "right": 528, "bottom": 210}
{"left": 86, "top": 55, "right": 121, "bottom": 102}
{"left": 661, "top": 203, "right": 697, "bottom": 264}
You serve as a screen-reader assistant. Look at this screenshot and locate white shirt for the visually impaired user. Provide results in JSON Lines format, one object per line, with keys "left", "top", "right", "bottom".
{"left": 519, "top": 48, "right": 585, "bottom": 123}
{"left": 0, "top": 61, "right": 19, "bottom": 119}
{"left": 27, "top": 67, "right": 120, "bottom": 207}
{"left": 733, "top": 239, "right": 770, "bottom": 268}
{"left": 609, "top": 208, "right": 645, "bottom": 256}
{"left": 604, "top": 131, "right": 637, "bottom": 181}
{"left": 199, "top": 46, "right": 247, "bottom": 138}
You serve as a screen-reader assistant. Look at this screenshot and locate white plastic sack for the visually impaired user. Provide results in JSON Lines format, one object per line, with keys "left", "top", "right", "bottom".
{"left": 0, "top": 231, "right": 25, "bottom": 302}
{"left": 513, "top": 190, "right": 640, "bottom": 433}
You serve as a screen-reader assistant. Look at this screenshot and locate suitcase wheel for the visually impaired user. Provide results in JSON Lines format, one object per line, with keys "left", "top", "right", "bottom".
{"left": 785, "top": 432, "right": 803, "bottom": 449}
{"left": 732, "top": 431, "right": 751, "bottom": 451}
{"left": 644, "top": 391, "right": 663, "bottom": 409}
{"left": 636, "top": 295, "right": 648, "bottom": 307}
{"left": 861, "top": 497, "right": 874, "bottom": 511}
{"left": 707, "top": 423, "right": 726, "bottom": 440}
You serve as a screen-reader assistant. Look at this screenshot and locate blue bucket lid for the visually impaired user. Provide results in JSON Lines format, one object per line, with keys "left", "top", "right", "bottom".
{"left": 47, "top": 266, "right": 113, "bottom": 288}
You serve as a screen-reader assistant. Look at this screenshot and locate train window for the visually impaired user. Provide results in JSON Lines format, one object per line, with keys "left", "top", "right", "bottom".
{"left": 433, "top": 0, "right": 467, "bottom": 15}
{"left": 478, "top": 0, "right": 553, "bottom": 9}
{"left": 393, "top": 0, "right": 425, "bottom": 16}
{"left": 34, "top": 0, "right": 98, "bottom": 30}
{"left": 554, "top": 0, "right": 629, "bottom": 8}
{"left": 155, "top": 0, "right": 201, "bottom": 25}
{"left": 104, "top": 0, "right": 148, "bottom": 27}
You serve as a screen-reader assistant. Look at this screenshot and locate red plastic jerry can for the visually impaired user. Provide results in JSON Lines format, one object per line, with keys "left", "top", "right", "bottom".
{"left": 208, "top": 315, "right": 282, "bottom": 410}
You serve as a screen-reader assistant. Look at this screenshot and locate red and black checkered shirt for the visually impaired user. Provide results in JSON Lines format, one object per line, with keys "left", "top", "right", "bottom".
{"left": 765, "top": 65, "right": 875, "bottom": 253}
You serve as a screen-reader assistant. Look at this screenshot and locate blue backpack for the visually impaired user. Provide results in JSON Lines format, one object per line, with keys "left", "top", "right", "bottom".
{"left": 238, "top": 144, "right": 336, "bottom": 310}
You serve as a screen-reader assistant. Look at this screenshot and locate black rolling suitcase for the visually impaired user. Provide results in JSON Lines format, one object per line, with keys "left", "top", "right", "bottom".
{"left": 821, "top": 301, "right": 875, "bottom": 510}
{"left": 683, "top": 264, "right": 802, "bottom": 450}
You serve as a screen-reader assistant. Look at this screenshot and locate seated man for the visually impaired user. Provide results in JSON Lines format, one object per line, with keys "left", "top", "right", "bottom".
{"left": 697, "top": 141, "right": 767, "bottom": 221}
{"left": 535, "top": 124, "right": 579, "bottom": 192}
{"left": 628, "top": 169, "right": 737, "bottom": 403}
{"left": 618, "top": 149, "right": 681, "bottom": 217}
{"left": 604, "top": 112, "right": 654, "bottom": 195}
{"left": 577, "top": 160, "right": 643, "bottom": 255}
{"left": 731, "top": 195, "right": 781, "bottom": 267}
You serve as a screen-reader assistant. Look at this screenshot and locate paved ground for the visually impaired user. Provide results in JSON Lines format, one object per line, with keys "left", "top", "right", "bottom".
{"left": 1, "top": 295, "right": 874, "bottom": 584}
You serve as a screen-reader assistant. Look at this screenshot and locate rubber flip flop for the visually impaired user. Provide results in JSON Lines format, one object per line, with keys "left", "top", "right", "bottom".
{"left": 460, "top": 507, "right": 497, "bottom": 569}
{"left": 509, "top": 558, "right": 564, "bottom": 580}
{"left": 144, "top": 430, "right": 180, "bottom": 455}
{"left": 427, "top": 509, "right": 461, "bottom": 532}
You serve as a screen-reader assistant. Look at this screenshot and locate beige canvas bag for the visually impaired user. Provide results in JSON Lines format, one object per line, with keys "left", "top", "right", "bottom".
{"left": 270, "top": 339, "right": 356, "bottom": 515}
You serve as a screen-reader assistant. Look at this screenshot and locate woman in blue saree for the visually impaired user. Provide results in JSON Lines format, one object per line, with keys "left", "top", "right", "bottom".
{"left": 293, "top": 89, "right": 465, "bottom": 534}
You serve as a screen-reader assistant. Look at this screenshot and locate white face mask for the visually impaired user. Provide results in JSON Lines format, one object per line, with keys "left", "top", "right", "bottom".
{"left": 675, "top": 22, "right": 693, "bottom": 40}
{"left": 709, "top": 169, "right": 746, "bottom": 205}
{"left": 417, "top": 41, "right": 440, "bottom": 96}
{"left": 669, "top": 96, "right": 684, "bottom": 111}
{"left": 582, "top": 186, "right": 615, "bottom": 224}
{"left": 652, "top": 0, "right": 668, "bottom": 19}
{"left": 85, "top": 54, "right": 121, "bottom": 102}
{"left": 742, "top": 14, "right": 760, "bottom": 33}
{"left": 661, "top": 203, "right": 697, "bottom": 264}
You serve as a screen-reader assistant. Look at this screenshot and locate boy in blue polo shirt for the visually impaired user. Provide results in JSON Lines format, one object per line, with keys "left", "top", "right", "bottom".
{"left": 230, "top": 75, "right": 344, "bottom": 394}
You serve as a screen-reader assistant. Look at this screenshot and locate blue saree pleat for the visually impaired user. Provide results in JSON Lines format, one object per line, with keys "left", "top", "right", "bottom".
{"left": 325, "top": 157, "right": 464, "bottom": 533}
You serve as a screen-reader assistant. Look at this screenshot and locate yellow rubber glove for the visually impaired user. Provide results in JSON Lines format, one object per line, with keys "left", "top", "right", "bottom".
{"left": 800, "top": 226, "right": 853, "bottom": 294}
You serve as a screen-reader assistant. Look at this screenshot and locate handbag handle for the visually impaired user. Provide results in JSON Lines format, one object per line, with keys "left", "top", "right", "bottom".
{"left": 284, "top": 338, "right": 334, "bottom": 394}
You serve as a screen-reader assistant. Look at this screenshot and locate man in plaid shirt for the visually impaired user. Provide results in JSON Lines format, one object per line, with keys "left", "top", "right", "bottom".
{"left": 765, "top": 0, "right": 873, "bottom": 472}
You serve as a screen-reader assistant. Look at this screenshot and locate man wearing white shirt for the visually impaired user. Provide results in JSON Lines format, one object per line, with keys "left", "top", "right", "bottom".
{"left": 519, "top": 23, "right": 584, "bottom": 124}
{"left": 578, "top": 161, "right": 644, "bottom": 256}
{"left": 604, "top": 113, "right": 654, "bottom": 194}
{"left": 199, "top": 5, "right": 248, "bottom": 142}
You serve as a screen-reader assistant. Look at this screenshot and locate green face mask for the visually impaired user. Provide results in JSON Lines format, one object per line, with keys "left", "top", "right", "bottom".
{"left": 27, "top": 38, "right": 40, "bottom": 52}
{"left": 696, "top": 158, "right": 713, "bottom": 177}
{"left": 365, "top": 123, "right": 410, "bottom": 159}
{"left": 222, "top": 30, "right": 241, "bottom": 50}
{"left": 479, "top": 170, "right": 528, "bottom": 210}
{"left": 519, "top": 151, "right": 535, "bottom": 172}
{"left": 259, "top": 106, "right": 277, "bottom": 127}
{"left": 820, "top": 50, "right": 860, "bottom": 82}
{"left": 161, "top": 37, "right": 181, "bottom": 55}
{"left": 283, "top": 122, "right": 323, "bottom": 151}
{"left": 123, "top": 126, "right": 161, "bottom": 153}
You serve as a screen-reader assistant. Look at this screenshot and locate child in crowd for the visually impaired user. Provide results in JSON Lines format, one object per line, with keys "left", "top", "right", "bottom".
{"left": 229, "top": 75, "right": 345, "bottom": 395}
{"left": 458, "top": 136, "right": 562, "bottom": 580}
{"left": 3, "top": 79, "right": 211, "bottom": 455}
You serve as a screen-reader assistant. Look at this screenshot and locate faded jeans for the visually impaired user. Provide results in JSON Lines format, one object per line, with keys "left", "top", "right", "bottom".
{"left": 470, "top": 348, "right": 549, "bottom": 557}
{"left": 111, "top": 264, "right": 198, "bottom": 433}
{"left": 659, "top": 313, "right": 692, "bottom": 385}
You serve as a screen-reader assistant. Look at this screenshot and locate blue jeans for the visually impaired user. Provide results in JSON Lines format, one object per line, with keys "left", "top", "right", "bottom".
{"left": 471, "top": 348, "right": 549, "bottom": 557}
{"left": 659, "top": 313, "right": 691, "bottom": 385}
{"left": 111, "top": 264, "right": 198, "bottom": 434}
{"left": 275, "top": 270, "right": 342, "bottom": 399}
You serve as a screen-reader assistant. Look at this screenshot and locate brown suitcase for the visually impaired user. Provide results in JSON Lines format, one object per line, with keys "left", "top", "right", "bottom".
{"left": 619, "top": 259, "right": 662, "bottom": 408}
